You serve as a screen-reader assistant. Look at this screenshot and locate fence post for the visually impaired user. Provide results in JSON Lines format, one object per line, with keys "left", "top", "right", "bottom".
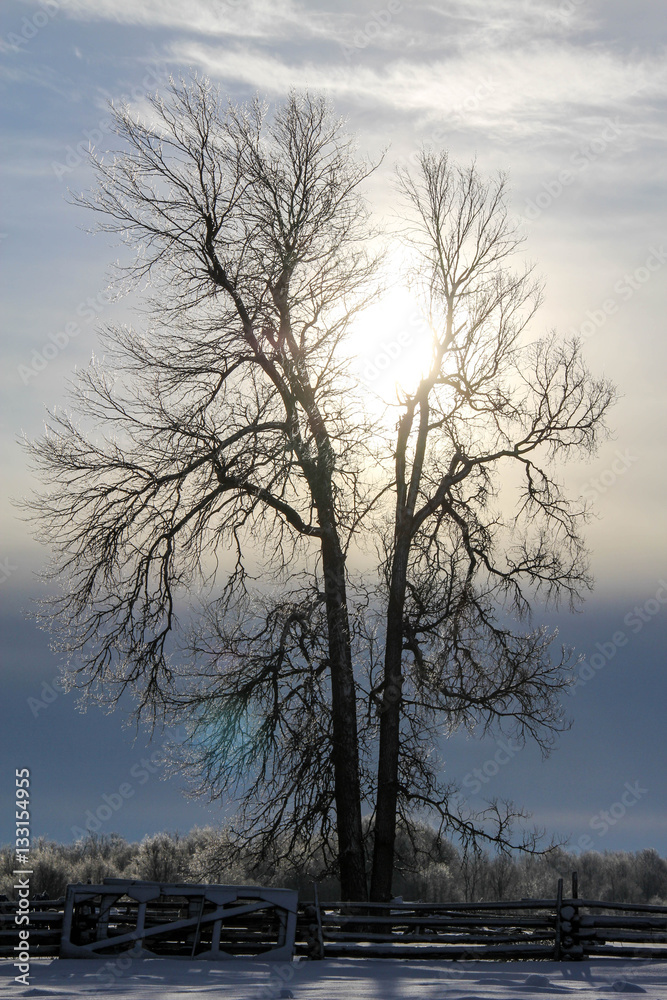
{"left": 313, "top": 884, "right": 325, "bottom": 960}
{"left": 560, "top": 871, "right": 583, "bottom": 960}
{"left": 554, "top": 877, "right": 564, "bottom": 960}
{"left": 557, "top": 873, "right": 583, "bottom": 961}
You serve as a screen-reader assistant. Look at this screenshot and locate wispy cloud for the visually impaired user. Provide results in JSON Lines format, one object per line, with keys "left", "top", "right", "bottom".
{"left": 27, "top": 0, "right": 337, "bottom": 42}
{"left": 422, "top": 0, "right": 599, "bottom": 50}
{"left": 4, "top": 0, "right": 601, "bottom": 55}
{"left": 170, "top": 38, "right": 667, "bottom": 145}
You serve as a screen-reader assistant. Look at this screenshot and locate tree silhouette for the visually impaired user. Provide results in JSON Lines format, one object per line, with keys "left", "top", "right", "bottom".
{"left": 370, "top": 152, "right": 615, "bottom": 899}
{"left": 25, "top": 79, "right": 615, "bottom": 901}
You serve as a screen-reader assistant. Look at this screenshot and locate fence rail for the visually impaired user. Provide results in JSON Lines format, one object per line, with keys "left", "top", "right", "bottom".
{"left": 0, "top": 897, "right": 64, "bottom": 957}
{"left": 1, "top": 875, "right": 666, "bottom": 962}
{"left": 298, "top": 878, "right": 667, "bottom": 961}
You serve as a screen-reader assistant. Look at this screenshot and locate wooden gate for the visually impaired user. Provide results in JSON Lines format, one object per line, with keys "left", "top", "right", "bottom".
{"left": 59, "top": 879, "right": 298, "bottom": 960}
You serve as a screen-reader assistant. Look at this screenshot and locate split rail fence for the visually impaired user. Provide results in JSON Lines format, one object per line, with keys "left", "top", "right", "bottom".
{"left": 0, "top": 896, "right": 64, "bottom": 957}
{"left": 1, "top": 875, "right": 666, "bottom": 962}
{"left": 299, "top": 878, "right": 667, "bottom": 960}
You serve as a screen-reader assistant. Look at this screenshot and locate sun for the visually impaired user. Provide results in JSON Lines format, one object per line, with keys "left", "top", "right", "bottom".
{"left": 349, "top": 286, "right": 436, "bottom": 403}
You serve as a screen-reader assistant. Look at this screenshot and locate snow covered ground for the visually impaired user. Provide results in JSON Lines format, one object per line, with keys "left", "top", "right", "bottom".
{"left": 2, "top": 958, "right": 667, "bottom": 1000}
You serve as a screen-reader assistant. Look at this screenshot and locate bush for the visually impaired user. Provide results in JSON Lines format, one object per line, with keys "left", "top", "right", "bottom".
{"left": 0, "top": 826, "right": 664, "bottom": 903}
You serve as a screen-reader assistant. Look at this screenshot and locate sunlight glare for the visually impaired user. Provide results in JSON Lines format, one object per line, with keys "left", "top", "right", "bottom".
{"left": 349, "top": 286, "right": 435, "bottom": 404}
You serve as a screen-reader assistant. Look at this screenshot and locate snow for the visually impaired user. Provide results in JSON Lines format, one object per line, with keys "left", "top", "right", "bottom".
{"left": 1, "top": 958, "right": 666, "bottom": 1000}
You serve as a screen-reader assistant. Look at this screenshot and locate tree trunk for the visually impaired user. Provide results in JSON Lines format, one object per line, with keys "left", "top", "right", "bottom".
{"left": 370, "top": 539, "right": 410, "bottom": 902}
{"left": 370, "top": 401, "right": 424, "bottom": 902}
{"left": 321, "top": 525, "right": 368, "bottom": 901}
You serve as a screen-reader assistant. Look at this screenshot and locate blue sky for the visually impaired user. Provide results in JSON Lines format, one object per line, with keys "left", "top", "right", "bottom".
{"left": 1, "top": 0, "right": 666, "bottom": 857}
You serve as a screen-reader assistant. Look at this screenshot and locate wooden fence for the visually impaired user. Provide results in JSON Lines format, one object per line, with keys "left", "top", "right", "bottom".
{"left": 0, "top": 896, "right": 64, "bottom": 957}
{"left": 298, "top": 878, "right": 667, "bottom": 961}
{"left": 1, "top": 875, "right": 666, "bottom": 962}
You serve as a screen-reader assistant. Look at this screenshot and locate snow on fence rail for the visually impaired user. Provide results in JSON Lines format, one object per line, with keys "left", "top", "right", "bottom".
{"left": 298, "top": 879, "right": 667, "bottom": 961}
{"left": 1, "top": 875, "right": 666, "bottom": 961}
{"left": 0, "top": 896, "right": 64, "bottom": 957}
{"left": 300, "top": 894, "right": 560, "bottom": 961}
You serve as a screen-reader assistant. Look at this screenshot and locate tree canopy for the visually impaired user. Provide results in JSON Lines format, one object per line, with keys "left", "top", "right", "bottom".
{"left": 25, "top": 77, "right": 615, "bottom": 901}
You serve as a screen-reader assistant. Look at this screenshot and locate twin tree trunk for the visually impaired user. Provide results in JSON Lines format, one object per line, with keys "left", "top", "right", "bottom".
{"left": 317, "top": 426, "right": 412, "bottom": 900}
{"left": 323, "top": 511, "right": 410, "bottom": 903}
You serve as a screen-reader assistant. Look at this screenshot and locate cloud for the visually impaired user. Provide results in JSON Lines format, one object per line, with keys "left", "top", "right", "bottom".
{"left": 169, "top": 38, "right": 667, "bottom": 147}
{"left": 1, "top": 0, "right": 605, "bottom": 60}
{"left": 32, "top": 0, "right": 337, "bottom": 42}
{"left": 421, "top": 0, "right": 599, "bottom": 49}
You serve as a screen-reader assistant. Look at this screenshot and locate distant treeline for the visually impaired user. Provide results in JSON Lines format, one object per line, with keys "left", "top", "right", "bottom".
{"left": 2, "top": 825, "right": 665, "bottom": 904}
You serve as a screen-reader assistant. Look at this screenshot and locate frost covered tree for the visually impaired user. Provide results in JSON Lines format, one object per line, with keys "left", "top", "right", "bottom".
{"left": 25, "top": 78, "right": 615, "bottom": 902}
{"left": 369, "top": 152, "right": 615, "bottom": 900}
{"left": 26, "top": 78, "right": 378, "bottom": 901}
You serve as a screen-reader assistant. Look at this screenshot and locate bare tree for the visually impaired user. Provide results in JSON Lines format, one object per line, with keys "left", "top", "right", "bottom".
{"left": 25, "top": 78, "right": 379, "bottom": 901}
{"left": 369, "top": 152, "right": 615, "bottom": 901}
{"left": 25, "top": 80, "right": 615, "bottom": 903}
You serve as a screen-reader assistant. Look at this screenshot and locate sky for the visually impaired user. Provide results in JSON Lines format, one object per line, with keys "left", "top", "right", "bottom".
{"left": 0, "top": 0, "right": 666, "bottom": 866}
